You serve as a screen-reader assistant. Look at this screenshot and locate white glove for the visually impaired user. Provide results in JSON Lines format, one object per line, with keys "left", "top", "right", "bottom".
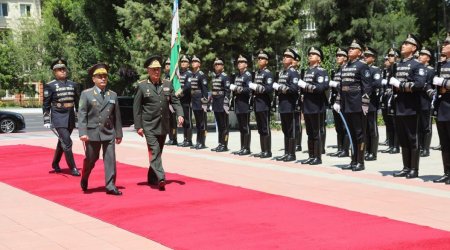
{"left": 297, "top": 79, "right": 307, "bottom": 88}
{"left": 381, "top": 79, "right": 387, "bottom": 85}
{"left": 249, "top": 82, "right": 257, "bottom": 90}
{"left": 433, "top": 76, "right": 445, "bottom": 86}
{"left": 329, "top": 80, "right": 339, "bottom": 88}
{"left": 362, "top": 105, "right": 368, "bottom": 115}
{"left": 333, "top": 103, "right": 340, "bottom": 113}
{"left": 230, "top": 84, "right": 237, "bottom": 91}
{"left": 272, "top": 82, "right": 280, "bottom": 91}
{"left": 389, "top": 77, "right": 400, "bottom": 88}
{"left": 44, "top": 123, "right": 51, "bottom": 129}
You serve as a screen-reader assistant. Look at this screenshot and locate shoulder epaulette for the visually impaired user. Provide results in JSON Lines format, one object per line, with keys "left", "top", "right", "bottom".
{"left": 199, "top": 71, "right": 204, "bottom": 75}
{"left": 47, "top": 80, "right": 56, "bottom": 85}
{"left": 245, "top": 71, "right": 252, "bottom": 76}
{"left": 264, "top": 69, "right": 270, "bottom": 73}
{"left": 221, "top": 72, "right": 228, "bottom": 76}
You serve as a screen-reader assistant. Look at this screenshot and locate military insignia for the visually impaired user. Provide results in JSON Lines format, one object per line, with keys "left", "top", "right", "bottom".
{"left": 364, "top": 70, "right": 371, "bottom": 78}
{"left": 163, "top": 87, "right": 170, "bottom": 92}
{"left": 44, "top": 90, "right": 49, "bottom": 97}
{"left": 147, "top": 89, "right": 149, "bottom": 92}
{"left": 202, "top": 79, "right": 207, "bottom": 85}
{"left": 318, "top": 76, "right": 324, "bottom": 83}
{"left": 188, "top": 78, "right": 192, "bottom": 82}
{"left": 374, "top": 73, "right": 381, "bottom": 80}
{"left": 324, "top": 76, "right": 329, "bottom": 81}
{"left": 92, "top": 99, "right": 97, "bottom": 102}
{"left": 109, "top": 100, "right": 116, "bottom": 104}
{"left": 293, "top": 78, "right": 299, "bottom": 84}
{"left": 419, "top": 68, "right": 425, "bottom": 76}
{"left": 267, "top": 78, "right": 273, "bottom": 84}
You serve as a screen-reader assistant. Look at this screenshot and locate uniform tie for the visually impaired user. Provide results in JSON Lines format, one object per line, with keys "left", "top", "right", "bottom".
{"left": 100, "top": 90, "right": 105, "bottom": 99}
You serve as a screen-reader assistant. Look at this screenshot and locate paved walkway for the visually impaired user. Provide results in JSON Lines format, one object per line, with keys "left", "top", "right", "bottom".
{"left": 0, "top": 116, "right": 449, "bottom": 249}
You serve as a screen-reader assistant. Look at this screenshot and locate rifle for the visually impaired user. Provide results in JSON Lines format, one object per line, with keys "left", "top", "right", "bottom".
{"left": 270, "top": 71, "right": 279, "bottom": 112}
{"left": 328, "top": 69, "right": 336, "bottom": 109}
{"left": 249, "top": 71, "right": 255, "bottom": 111}
{"left": 387, "top": 63, "right": 397, "bottom": 115}
{"left": 379, "top": 69, "right": 387, "bottom": 109}
{"left": 229, "top": 73, "right": 236, "bottom": 111}
{"left": 432, "top": 61, "right": 442, "bottom": 117}
{"left": 296, "top": 69, "right": 305, "bottom": 112}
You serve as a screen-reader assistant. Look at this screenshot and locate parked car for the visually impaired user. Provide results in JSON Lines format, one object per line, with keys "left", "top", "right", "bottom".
{"left": 0, "top": 110, "right": 26, "bottom": 133}
{"left": 118, "top": 96, "right": 134, "bottom": 126}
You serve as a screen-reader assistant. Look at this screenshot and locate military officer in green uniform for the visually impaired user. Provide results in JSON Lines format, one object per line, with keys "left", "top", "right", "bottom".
{"left": 78, "top": 63, "right": 123, "bottom": 195}
{"left": 133, "top": 55, "right": 184, "bottom": 191}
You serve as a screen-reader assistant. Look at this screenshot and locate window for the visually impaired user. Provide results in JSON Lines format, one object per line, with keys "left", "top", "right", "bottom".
{"left": 0, "top": 3, "right": 8, "bottom": 17}
{"left": 20, "top": 4, "right": 31, "bottom": 17}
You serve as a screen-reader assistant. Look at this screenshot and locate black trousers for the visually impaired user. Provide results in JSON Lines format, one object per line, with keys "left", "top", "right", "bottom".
{"left": 255, "top": 111, "right": 270, "bottom": 136}
{"left": 333, "top": 110, "right": 345, "bottom": 139}
{"left": 383, "top": 109, "right": 396, "bottom": 145}
{"left": 193, "top": 110, "right": 206, "bottom": 131}
{"left": 437, "top": 121, "right": 450, "bottom": 152}
{"left": 52, "top": 127, "right": 76, "bottom": 168}
{"left": 304, "top": 113, "right": 321, "bottom": 142}
{"left": 366, "top": 111, "right": 378, "bottom": 138}
{"left": 280, "top": 113, "right": 295, "bottom": 139}
{"left": 82, "top": 139, "right": 117, "bottom": 190}
{"left": 418, "top": 109, "right": 432, "bottom": 144}
{"left": 236, "top": 113, "right": 250, "bottom": 135}
{"left": 181, "top": 104, "right": 192, "bottom": 129}
{"left": 168, "top": 110, "right": 177, "bottom": 140}
{"left": 214, "top": 111, "right": 229, "bottom": 144}
{"left": 343, "top": 112, "right": 366, "bottom": 150}
{"left": 395, "top": 115, "right": 419, "bottom": 149}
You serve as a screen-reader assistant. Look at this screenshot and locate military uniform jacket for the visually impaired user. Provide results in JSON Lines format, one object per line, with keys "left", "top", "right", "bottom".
{"left": 211, "top": 72, "right": 231, "bottom": 112}
{"left": 234, "top": 70, "right": 252, "bottom": 114}
{"left": 393, "top": 57, "right": 426, "bottom": 116}
{"left": 188, "top": 70, "right": 208, "bottom": 111}
{"left": 179, "top": 69, "right": 193, "bottom": 106}
{"left": 437, "top": 60, "right": 450, "bottom": 121}
{"left": 368, "top": 65, "right": 382, "bottom": 112}
{"left": 254, "top": 68, "right": 274, "bottom": 112}
{"left": 338, "top": 59, "right": 372, "bottom": 113}
{"left": 78, "top": 87, "right": 123, "bottom": 141}
{"left": 133, "top": 79, "right": 183, "bottom": 135}
{"left": 329, "top": 66, "right": 343, "bottom": 108}
{"left": 419, "top": 65, "right": 435, "bottom": 111}
{"left": 43, "top": 79, "right": 79, "bottom": 129}
{"left": 277, "top": 66, "right": 300, "bottom": 114}
{"left": 302, "top": 65, "right": 329, "bottom": 114}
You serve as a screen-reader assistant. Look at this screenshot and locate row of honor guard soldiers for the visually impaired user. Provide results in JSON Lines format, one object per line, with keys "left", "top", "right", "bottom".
{"left": 163, "top": 33, "right": 450, "bottom": 183}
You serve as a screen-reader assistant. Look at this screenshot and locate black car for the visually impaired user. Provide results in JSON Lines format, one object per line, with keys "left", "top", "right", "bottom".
{"left": 118, "top": 96, "right": 134, "bottom": 126}
{"left": 0, "top": 110, "right": 26, "bottom": 133}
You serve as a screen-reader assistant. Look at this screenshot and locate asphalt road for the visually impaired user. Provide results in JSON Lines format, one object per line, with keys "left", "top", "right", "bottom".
{"left": 22, "top": 113, "right": 48, "bottom": 133}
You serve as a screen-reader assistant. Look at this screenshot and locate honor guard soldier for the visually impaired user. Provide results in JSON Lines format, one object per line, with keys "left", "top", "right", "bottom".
{"left": 297, "top": 47, "right": 329, "bottom": 165}
{"left": 417, "top": 47, "right": 435, "bottom": 157}
{"left": 380, "top": 48, "right": 401, "bottom": 154}
{"left": 292, "top": 53, "right": 303, "bottom": 152}
{"left": 43, "top": 58, "right": 81, "bottom": 176}
{"left": 211, "top": 58, "right": 231, "bottom": 152}
{"left": 177, "top": 55, "right": 194, "bottom": 147}
{"left": 188, "top": 55, "right": 209, "bottom": 149}
{"left": 133, "top": 55, "right": 184, "bottom": 191}
{"left": 230, "top": 55, "right": 253, "bottom": 155}
{"left": 390, "top": 34, "right": 427, "bottom": 179}
{"left": 432, "top": 34, "right": 450, "bottom": 183}
{"left": 164, "top": 58, "right": 178, "bottom": 146}
{"left": 249, "top": 50, "right": 274, "bottom": 158}
{"left": 273, "top": 48, "right": 300, "bottom": 162}
{"left": 329, "top": 48, "right": 350, "bottom": 158}
{"left": 333, "top": 39, "right": 372, "bottom": 171}
{"left": 363, "top": 47, "right": 382, "bottom": 161}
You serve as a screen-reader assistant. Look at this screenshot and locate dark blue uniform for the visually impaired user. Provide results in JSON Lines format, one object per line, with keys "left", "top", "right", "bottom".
{"left": 417, "top": 65, "right": 434, "bottom": 156}
{"left": 392, "top": 57, "right": 426, "bottom": 178}
{"left": 337, "top": 59, "right": 372, "bottom": 170}
{"left": 188, "top": 70, "right": 209, "bottom": 149}
{"left": 330, "top": 66, "right": 350, "bottom": 157}
{"left": 380, "top": 66, "right": 400, "bottom": 154}
{"left": 211, "top": 72, "right": 231, "bottom": 151}
{"left": 435, "top": 59, "right": 450, "bottom": 183}
{"left": 232, "top": 70, "right": 253, "bottom": 154}
{"left": 165, "top": 72, "right": 178, "bottom": 145}
{"left": 43, "top": 79, "right": 80, "bottom": 173}
{"left": 178, "top": 69, "right": 193, "bottom": 146}
{"left": 365, "top": 65, "right": 382, "bottom": 161}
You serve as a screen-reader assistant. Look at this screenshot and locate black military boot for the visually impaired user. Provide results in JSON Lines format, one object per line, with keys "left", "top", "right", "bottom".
{"left": 260, "top": 135, "right": 272, "bottom": 158}
{"left": 276, "top": 137, "right": 289, "bottom": 161}
{"left": 342, "top": 145, "right": 356, "bottom": 170}
{"left": 420, "top": 132, "right": 431, "bottom": 157}
{"left": 283, "top": 138, "right": 296, "bottom": 162}
{"left": 337, "top": 135, "right": 350, "bottom": 157}
{"left": 65, "top": 149, "right": 80, "bottom": 176}
{"left": 295, "top": 133, "right": 302, "bottom": 152}
{"left": 181, "top": 128, "right": 193, "bottom": 147}
{"left": 232, "top": 133, "right": 245, "bottom": 155}
{"left": 433, "top": 151, "right": 450, "bottom": 183}
{"left": 301, "top": 140, "right": 314, "bottom": 164}
{"left": 389, "top": 135, "right": 400, "bottom": 154}
{"left": 365, "top": 136, "right": 378, "bottom": 161}
{"left": 352, "top": 143, "right": 365, "bottom": 171}
{"left": 309, "top": 140, "right": 322, "bottom": 165}
{"left": 393, "top": 147, "right": 411, "bottom": 177}
{"left": 178, "top": 129, "right": 187, "bottom": 146}
{"left": 212, "top": 130, "right": 222, "bottom": 151}
{"left": 195, "top": 130, "right": 206, "bottom": 149}
{"left": 218, "top": 132, "right": 229, "bottom": 152}
{"left": 239, "top": 134, "right": 251, "bottom": 155}
{"left": 406, "top": 148, "right": 420, "bottom": 179}
{"left": 321, "top": 130, "right": 326, "bottom": 154}
{"left": 166, "top": 128, "right": 177, "bottom": 145}
{"left": 51, "top": 145, "right": 63, "bottom": 173}
{"left": 328, "top": 134, "right": 343, "bottom": 157}
{"left": 253, "top": 135, "right": 265, "bottom": 157}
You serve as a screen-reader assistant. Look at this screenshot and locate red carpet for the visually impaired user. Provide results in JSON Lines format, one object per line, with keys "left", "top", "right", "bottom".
{"left": 1, "top": 145, "right": 450, "bottom": 249}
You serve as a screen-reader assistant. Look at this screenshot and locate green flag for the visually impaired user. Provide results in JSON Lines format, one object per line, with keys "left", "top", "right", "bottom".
{"left": 170, "top": 0, "right": 181, "bottom": 94}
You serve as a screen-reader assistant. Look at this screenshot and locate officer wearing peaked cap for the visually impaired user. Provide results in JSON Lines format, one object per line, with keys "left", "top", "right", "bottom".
{"left": 417, "top": 47, "right": 435, "bottom": 157}
{"left": 329, "top": 48, "right": 350, "bottom": 158}
{"left": 43, "top": 58, "right": 81, "bottom": 176}
{"left": 211, "top": 57, "right": 232, "bottom": 152}
{"left": 249, "top": 50, "right": 274, "bottom": 158}
{"left": 363, "top": 46, "right": 382, "bottom": 161}
{"left": 177, "top": 55, "right": 194, "bottom": 147}
{"left": 273, "top": 48, "right": 300, "bottom": 162}
{"left": 333, "top": 39, "right": 372, "bottom": 171}
{"left": 188, "top": 55, "right": 209, "bottom": 150}
{"left": 432, "top": 33, "right": 450, "bottom": 184}
{"left": 78, "top": 63, "right": 123, "bottom": 195}
{"left": 298, "top": 46, "right": 329, "bottom": 165}
{"left": 133, "top": 55, "right": 184, "bottom": 191}
{"left": 390, "top": 34, "right": 427, "bottom": 179}
{"left": 230, "top": 55, "right": 253, "bottom": 155}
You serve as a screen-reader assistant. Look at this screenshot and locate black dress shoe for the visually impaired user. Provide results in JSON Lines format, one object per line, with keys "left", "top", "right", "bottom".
{"left": 52, "top": 165, "right": 62, "bottom": 173}
{"left": 365, "top": 154, "right": 377, "bottom": 161}
{"left": 80, "top": 179, "right": 88, "bottom": 191}
{"left": 393, "top": 169, "right": 409, "bottom": 177}
{"left": 276, "top": 154, "right": 288, "bottom": 161}
{"left": 216, "top": 146, "right": 228, "bottom": 152}
{"left": 337, "top": 151, "right": 349, "bottom": 158}
{"left": 252, "top": 152, "right": 263, "bottom": 158}
{"left": 420, "top": 150, "right": 430, "bottom": 157}
{"left": 180, "top": 141, "right": 193, "bottom": 147}
{"left": 260, "top": 152, "right": 272, "bottom": 158}
{"left": 446, "top": 179, "right": 450, "bottom": 185}
{"left": 433, "top": 175, "right": 449, "bottom": 183}
{"left": 342, "top": 162, "right": 355, "bottom": 170}
{"left": 352, "top": 164, "right": 365, "bottom": 171}
{"left": 165, "top": 140, "right": 177, "bottom": 145}
{"left": 106, "top": 188, "right": 122, "bottom": 195}
{"left": 328, "top": 151, "right": 341, "bottom": 157}
{"left": 232, "top": 149, "right": 244, "bottom": 155}
{"left": 283, "top": 154, "right": 296, "bottom": 162}
{"left": 195, "top": 144, "right": 206, "bottom": 150}
{"left": 70, "top": 168, "right": 81, "bottom": 176}
{"left": 389, "top": 148, "right": 400, "bottom": 154}
{"left": 405, "top": 170, "right": 418, "bottom": 179}
{"left": 211, "top": 145, "right": 220, "bottom": 151}
{"left": 158, "top": 180, "right": 166, "bottom": 191}
{"left": 301, "top": 158, "right": 314, "bottom": 164}
{"left": 309, "top": 158, "right": 322, "bottom": 165}
{"left": 238, "top": 149, "right": 251, "bottom": 156}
